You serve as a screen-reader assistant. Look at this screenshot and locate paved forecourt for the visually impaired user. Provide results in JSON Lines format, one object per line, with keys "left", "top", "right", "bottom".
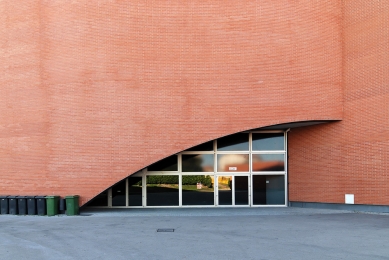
{"left": 0, "top": 207, "right": 388, "bottom": 260}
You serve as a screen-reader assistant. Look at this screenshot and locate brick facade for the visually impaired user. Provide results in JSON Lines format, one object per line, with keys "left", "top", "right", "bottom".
{"left": 289, "top": 0, "right": 389, "bottom": 205}
{"left": 2, "top": 1, "right": 386, "bottom": 207}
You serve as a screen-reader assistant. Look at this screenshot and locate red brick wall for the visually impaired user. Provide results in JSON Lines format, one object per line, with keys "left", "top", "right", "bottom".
{"left": 0, "top": 1, "right": 342, "bottom": 205}
{"left": 289, "top": 0, "right": 389, "bottom": 205}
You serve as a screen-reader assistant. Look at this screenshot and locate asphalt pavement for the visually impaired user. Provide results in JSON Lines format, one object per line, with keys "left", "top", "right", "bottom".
{"left": 0, "top": 207, "right": 388, "bottom": 260}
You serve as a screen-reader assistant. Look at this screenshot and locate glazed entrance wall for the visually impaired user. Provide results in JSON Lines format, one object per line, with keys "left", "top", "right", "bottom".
{"left": 88, "top": 131, "right": 287, "bottom": 208}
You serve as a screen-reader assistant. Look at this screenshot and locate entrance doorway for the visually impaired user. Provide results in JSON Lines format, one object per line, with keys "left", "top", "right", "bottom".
{"left": 216, "top": 175, "right": 249, "bottom": 206}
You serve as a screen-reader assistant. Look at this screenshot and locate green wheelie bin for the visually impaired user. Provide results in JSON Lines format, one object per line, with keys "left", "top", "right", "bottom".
{"left": 45, "top": 196, "right": 59, "bottom": 216}
{"left": 65, "top": 195, "right": 79, "bottom": 216}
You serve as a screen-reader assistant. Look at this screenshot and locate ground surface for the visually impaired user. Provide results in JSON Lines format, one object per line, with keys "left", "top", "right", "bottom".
{"left": 0, "top": 207, "right": 388, "bottom": 260}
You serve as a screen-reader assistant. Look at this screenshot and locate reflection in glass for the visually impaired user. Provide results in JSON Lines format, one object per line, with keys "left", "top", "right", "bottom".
{"left": 217, "top": 133, "right": 249, "bottom": 151}
{"left": 112, "top": 179, "right": 126, "bottom": 206}
{"left": 252, "top": 154, "right": 285, "bottom": 171}
{"left": 182, "top": 175, "right": 214, "bottom": 205}
{"left": 218, "top": 176, "right": 232, "bottom": 205}
{"left": 217, "top": 154, "right": 249, "bottom": 172}
{"left": 252, "top": 133, "right": 284, "bottom": 151}
{"left": 148, "top": 155, "right": 178, "bottom": 171}
{"left": 88, "top": 190, "right": 108, "bottom": 206}
{"left": 252, "top": 175, "right": 285, "bottom": 205}
{"left": 182, "top": 154, "right": 214, "bottom": 172}
{"left": 128, "top": 177, "right": 142, "bottom": 206}
{"left": 186, "top": 141, "right": 214, "bottom": 151}
{"left": 234, "top": 176, "right": 249, "bottom": 205}
{"left": 146, "top": 175, "right": 179, "bottom": 206}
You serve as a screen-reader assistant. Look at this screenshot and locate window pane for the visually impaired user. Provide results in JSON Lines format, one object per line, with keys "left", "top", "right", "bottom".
{"left": 88, "top": 190, "right": 108, "bottom": 207}
{"left": 182, "top": 175, "right": 214, "bottom": 205}
{"left": 217, "top": 133, "right": 249, "bottom": 151}
{"left": 128, "top": 177, "right": 142, "bottom": 206}
{"left": 148, "top": 155, "right": 178, "bottom": 171}
{"left": 185, "top": 141, "right": 214, "bottom": 151}
{"left": 182, "top": 154, "right": 214, "bottom": 172}
{"left": 252, "top": 154, "right": 285, "bottom": 171}
{"left": 252, "top": 133, "right": 284, "bottom": 151}
{"left": 217, "top": 154, "right": 249, "bottom": 172}
{"left": 112, "top": 179, "right": 126, "bottom": 206}
{"left": 218, "top": 176, "right": 232, "bottom": 205}
{"left": 252, "top": 175, "right": 285, "bottom": 205}
{"left": 146, "top": 175, "right": 179, "bottom": 206}
{"left": 234, "top": 176, "right": 249, "bottom": 205}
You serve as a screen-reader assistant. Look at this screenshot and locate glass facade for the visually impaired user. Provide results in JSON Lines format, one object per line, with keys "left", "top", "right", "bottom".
{"left": 112, "top": 180, "right": 126, "bottom": 206}
{"left": 217, "top": 133, "right": 249, "bottom": 151}
{"left": 87, "top": 190, "right": 108, "bottom": 207}
{"left": 252, "top": 175, "right": 285, "bottom": 205}
{"left": 146, "top": 175, "right": 179, "bottom": 206}
{"left": 186, "top": 141, "right": 214, "bottom": 151}
{"left": 128, "top": 177, "right": 142, "bottom": 206}
{"left": 147, "top": 155, "right": 178, "bottom": 171}
{"left": 252, "top": 133, "right": 284, "bottom": 151}
{"left": 252, "top": 154, "right": 285, "bottom": 172}
{"left": 217, "top": 154, "right": 249, "bottom": 172}
{"left": 182, "top": 154, "right": 214, "bottom": 172}
{"left": 218, "top": 176, "right": 232, "bottom": 205}
{"left": 234, "top": 176, "right": 249, "bottom": 205}
{"left": 182, "top": 175, "right": 214, "bottom": 205}
{"left": 88, "top": 131, "right": 287, "bottom": 208}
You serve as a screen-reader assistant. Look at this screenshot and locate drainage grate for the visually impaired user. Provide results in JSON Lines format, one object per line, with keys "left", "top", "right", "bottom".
{"left": 157, "top": 229, "right": 175, "bottom": 232}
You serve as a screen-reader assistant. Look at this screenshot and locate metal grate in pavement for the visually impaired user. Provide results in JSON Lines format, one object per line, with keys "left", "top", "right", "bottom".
{"left": 157, "top": 229, "right": 175, "bottom": 232}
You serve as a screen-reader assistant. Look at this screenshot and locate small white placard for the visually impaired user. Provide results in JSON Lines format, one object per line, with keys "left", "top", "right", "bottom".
{"left": 345, "top": 194, "right": 354, "bottom": 204}
{"left": 229, "top": 167, "right": 237, "bottom": 171}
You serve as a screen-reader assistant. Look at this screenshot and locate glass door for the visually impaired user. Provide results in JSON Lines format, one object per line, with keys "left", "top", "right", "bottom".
{"left": 217, "top": 175, "right": 250, "bottom": 206}
{"left": 234, "top": 176, "right": 249, "bottom": 206}
{"left": 217, "top": 175, "right": 233, "bottom": 205}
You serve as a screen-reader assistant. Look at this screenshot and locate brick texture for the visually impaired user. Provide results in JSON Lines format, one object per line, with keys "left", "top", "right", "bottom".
{"left": 0, "top": 1, "right": 342, "bottom": 205}
{"left": 289, "top": 0, "right": 389, "bottom": 205}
